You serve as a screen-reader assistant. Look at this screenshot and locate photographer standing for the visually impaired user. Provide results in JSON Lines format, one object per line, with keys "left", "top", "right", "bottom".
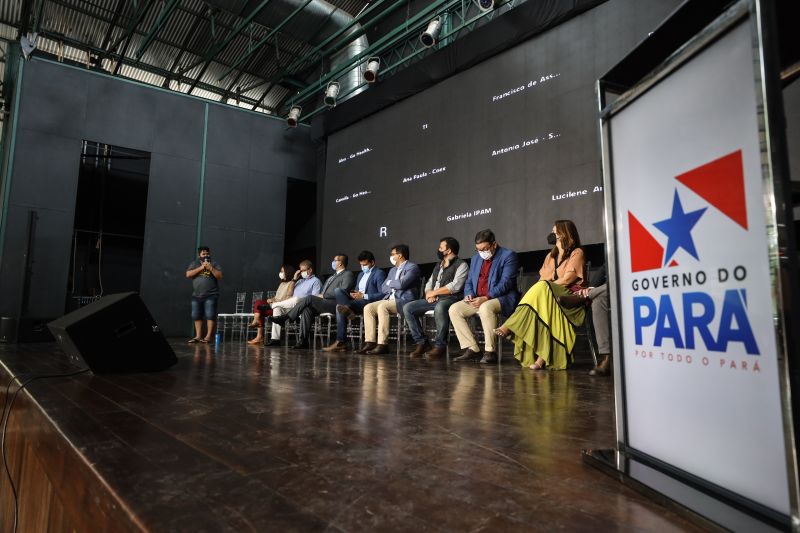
{"left": 185, "top": 246, "right": 223, "bottom": 343}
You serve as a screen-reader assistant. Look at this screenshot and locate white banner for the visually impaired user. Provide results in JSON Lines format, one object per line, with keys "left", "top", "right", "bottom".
{"left": 610, "top": 21, "right": 790, "bottom": 514}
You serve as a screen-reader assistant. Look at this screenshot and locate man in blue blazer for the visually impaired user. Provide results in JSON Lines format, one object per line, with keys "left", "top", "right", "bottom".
{"left": 323, "top": 250, "right": 387, "bottom": 352}
{"left": 358, "top": 244, "right": 421, "bottom": 355}
{"left": 449, "top": 229, "right": 520, "bottom": 363}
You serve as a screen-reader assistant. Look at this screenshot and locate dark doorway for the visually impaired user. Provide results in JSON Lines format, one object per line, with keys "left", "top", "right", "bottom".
{"left": 283, "top": 178, "right": 317, "bottom": 268}
{"left": 66, "top": 141, "right": 151, "bottom": 312}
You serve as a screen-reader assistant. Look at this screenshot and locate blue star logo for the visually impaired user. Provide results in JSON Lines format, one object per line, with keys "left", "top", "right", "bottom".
{"left": 653, "top": 190, "right": 707, "bottom": 266}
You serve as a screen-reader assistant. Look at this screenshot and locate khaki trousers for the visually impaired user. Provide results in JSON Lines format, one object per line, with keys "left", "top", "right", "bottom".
{"left": 363, "top": 299, "right": 398, "bottom": 344}
{"left": 448, "top": 298, "right": 502, "bottom": 352}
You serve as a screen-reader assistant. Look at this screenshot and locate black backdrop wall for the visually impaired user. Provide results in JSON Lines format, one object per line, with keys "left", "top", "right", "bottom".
{"left": 0, "top": 58, "right": 316, "bottom": 336}
{"left": 321, "top": 0, "right": 682, "bottom": 267}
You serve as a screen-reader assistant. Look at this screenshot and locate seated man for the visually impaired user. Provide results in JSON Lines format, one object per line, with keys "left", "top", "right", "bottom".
{"left": 449, "top": 229, "right": 520, "bottom": 364}
{"left": 358, "top": 244, "right": 421, "bottom": 355}
{"left": 559, "top": 263, "right": 611, "bottom": 376}
{"left": 322, "top": 250, "right": 387, "bottom": 352}
{"left": 267, "top": 260, "right": 321, "bottom": 345}
{"left": 270, "top": 255, "right": 355, "bottom": 349}
{"left": 403, "top": 237, "right": 468, "bottom": 358}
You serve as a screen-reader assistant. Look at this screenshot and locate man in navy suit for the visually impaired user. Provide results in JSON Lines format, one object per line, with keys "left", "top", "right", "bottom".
{"left": 449, "top": 229, "right": 520, "bottom": 363}
{"left": 322, "top": 250, "right": 387, "bottom": 352}
{"left": 358, "top": 244, "right": 421, "bottom": 355}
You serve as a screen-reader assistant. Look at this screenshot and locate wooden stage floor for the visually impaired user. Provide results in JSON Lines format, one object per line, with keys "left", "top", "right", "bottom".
{"left": 0, "top": 339, "right": 708, "bottom": 532}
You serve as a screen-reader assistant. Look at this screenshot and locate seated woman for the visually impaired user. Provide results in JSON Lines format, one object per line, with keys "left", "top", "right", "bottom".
{"left": 494, "top": 220, "right": 586, "bottom": 370}
{"left": 248, "top": 264, "right": 296, "bottom": 345}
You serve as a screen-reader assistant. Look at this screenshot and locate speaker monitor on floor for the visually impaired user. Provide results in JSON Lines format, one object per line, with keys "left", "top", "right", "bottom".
{"left": 48, "top": 292, "right": 177, "bottom": 374}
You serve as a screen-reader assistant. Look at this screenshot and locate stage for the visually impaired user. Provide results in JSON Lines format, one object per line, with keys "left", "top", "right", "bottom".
{"left": 0, "top": 339, "right": 706, "bottom": 531}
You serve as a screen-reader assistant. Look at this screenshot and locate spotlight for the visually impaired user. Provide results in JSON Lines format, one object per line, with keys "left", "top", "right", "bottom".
{"left": 286, "top": 105, "right": 302, "bottom": 127}
{"left": 364, "top": 57, "right": 380, "bottom": 84}
{"left": 420, "top": 17, "right": 442, "bottom": 48}
{"left": 476, "top": 0, "right": 495, "bottom": 11}
{"left": 324, "top": 82, "right": 340, "bottom": 107}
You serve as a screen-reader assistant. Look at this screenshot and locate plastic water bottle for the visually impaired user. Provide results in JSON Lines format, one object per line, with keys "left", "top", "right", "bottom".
{"left": 215, "top": 331, "right": 221, "bottom": 346}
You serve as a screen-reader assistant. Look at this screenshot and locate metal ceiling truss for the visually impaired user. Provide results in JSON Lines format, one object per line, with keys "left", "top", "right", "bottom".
{"left": 0, "top": 0, "right": 517, "bottom": 120}
{"left": 294, "top": 0, "right": 517, "bottom": 123}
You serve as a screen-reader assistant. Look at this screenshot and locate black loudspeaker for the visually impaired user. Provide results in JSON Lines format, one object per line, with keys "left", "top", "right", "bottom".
{"left": 48, "top": 292, "right": 177, "bottom": 374}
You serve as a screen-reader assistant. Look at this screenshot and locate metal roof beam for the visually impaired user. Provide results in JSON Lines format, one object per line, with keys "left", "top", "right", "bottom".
{"left": 99, "top": 0, "right": 127, "bottom": 53}
{"left": 37, "top": 28, "right": 274, "bottom": 111}
{"left": 182, "top": 0, "right": 274, "bottom": 92}
{"left": 134, "top": 0, "right": 181, "bottom": 59}
{"left": 163, "top": 11, "right": 206, "bottom": 85}
{"left": 113, "top": 0, "right": 156, "bottom": 75}
{"left": 216, "top": 0, "right": 314, "bottom": 82}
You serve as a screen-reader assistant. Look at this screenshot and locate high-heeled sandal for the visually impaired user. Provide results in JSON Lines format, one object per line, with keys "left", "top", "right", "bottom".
{"left": 528, "top": 359, "right": 545, "bottom": 371}
{"left": 494, "top": 326, "right": 512, "bottom": 338}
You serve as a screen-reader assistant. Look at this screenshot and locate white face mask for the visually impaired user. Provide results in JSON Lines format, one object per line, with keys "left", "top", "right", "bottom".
{"left": 279, "top": 271, "right": 286, "bottom": 280}
{"left": 389, "top": 255, "right": 397, "bottom": 266}
{"left": 478, "top": 249, "right": 494, "bottom": 261}
{"left": 301, "top": 271, "right": 310, "bottom": 279}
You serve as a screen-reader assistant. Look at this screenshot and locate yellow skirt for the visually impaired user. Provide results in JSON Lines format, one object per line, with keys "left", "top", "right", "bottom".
{"left": 504, "top": 281, "right": 585, "bottom": 370}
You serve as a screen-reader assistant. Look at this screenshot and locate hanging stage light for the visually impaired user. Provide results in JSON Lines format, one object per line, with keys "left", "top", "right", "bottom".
{"left": 476, "top": 0, "right": 496, "bottom": 11}
{"left": 364, "top": 57, "right": 381, "bottom": 83}
{"left": 324, "top": 82, "right": 340, "bottom": 108}
{"left": 286, "top": 105, "right": 302, "bottom": 127}
{"left": 420, "top": 17, "right": 442, "bottom": 48}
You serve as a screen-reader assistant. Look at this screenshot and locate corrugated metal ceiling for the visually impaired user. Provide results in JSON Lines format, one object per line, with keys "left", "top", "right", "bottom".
{"left": 0, "top": 0, "right": 370, "bottom": 114}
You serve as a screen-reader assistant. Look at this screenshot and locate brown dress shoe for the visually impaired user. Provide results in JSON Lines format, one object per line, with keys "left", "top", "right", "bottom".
{"left": 322, "top": 341, "right": 348, "bottom": 352}
{"left": 557, "top": 294, "right": 588, "bottom": 309}
{"left": 453, "top": 348, "right": 481, "bottom": 362}
{"left": 355, "top": 342, "right": 377, "bottom": 354}
{"left": 367, "top": 344, "right": 390, "bottom": 355}
{"left": 424, "top": 346, "right": 446, "bottom": 358}
{"left": 409, "top": 341, "right": 431, "bottom": 358}
{"left": 336, "top": 304, "right": 356, "bottom": 321}
{"left": 589, "top": 354, "right": 612, "bottom": 376}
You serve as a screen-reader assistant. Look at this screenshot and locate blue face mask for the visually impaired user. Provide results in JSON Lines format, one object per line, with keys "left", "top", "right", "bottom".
{"left": 331, "top": 260, "right": 338, "bottom": 271}
{"left": 361, "top": 264, "right": 371, "bottom": 273}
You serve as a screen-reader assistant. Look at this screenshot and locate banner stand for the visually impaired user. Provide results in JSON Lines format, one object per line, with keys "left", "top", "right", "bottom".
{"left": 585, "top": 1, "right": 800, "bottom": 531}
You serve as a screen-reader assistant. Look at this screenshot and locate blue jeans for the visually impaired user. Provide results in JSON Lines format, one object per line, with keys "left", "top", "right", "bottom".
{"left": 191, "top": 295, "right": 218, "bottom": 321}
{"left": 334, "top": 288, "right": 369, "bottom": 342}
{"left": 402, "top": 296, "right": 459, "bottom": 347}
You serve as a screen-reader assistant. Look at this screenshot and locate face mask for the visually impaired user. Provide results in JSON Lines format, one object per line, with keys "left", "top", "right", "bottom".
{"left": 478, "top": 249, "right": 493, "bottom": 261}
{"left": 331, "top": 260, "right": 338, "bottom": 271}
{"left": 361, "top": 265, "right": 372, "bottom": 273}
{"left": 279, "top": 272, "right": 286, "bottom": 280}
{"left": 547, "top": 232, "right": 558, "bottom": 246}
{"left": 389, "top": 255, "right": 397, "bottom": 266}
{"left": 437, "top": 250, "right": 446, "bottom": 261}
{"left": 301, "top": 271, "right": 310, "bottom": 279}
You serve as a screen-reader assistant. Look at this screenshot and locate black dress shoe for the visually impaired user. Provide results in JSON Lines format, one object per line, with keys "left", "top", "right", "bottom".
{"left": 270, "top": 315, "right": 290, "bottom": 325}
{"left": 367, "top": 344, "right": 390, "bottom": 355}
{"left": 292, "top": 341, "right": 310, "bottom": 349}
{"left": 355, "top": 342, "right": 377, "bottom": 355}
{"left": 479, "top": 351, "right": 498, "bottom": 364}
{"left": 264, "top": 339, "right": 281, "bottom": 347}
{"left": 453, "top": 348, "right": 481, "bottom": 362}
